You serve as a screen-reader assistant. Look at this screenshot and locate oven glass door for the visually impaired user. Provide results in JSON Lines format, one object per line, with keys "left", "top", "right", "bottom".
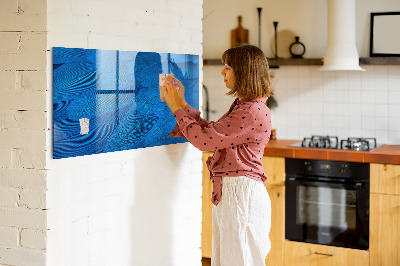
{"left": 286, "top": 179, "right": 369, "bottom": 250}
{"left": 298, "top": 185, "right": 357, "bottom": 239}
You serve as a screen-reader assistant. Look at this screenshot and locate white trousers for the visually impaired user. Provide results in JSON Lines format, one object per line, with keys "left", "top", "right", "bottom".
{"left": 212, "top": 176, "right": 271, "bottom": 266}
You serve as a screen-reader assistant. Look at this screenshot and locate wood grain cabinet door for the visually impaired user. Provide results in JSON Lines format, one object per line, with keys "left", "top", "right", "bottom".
{"left": 202, "top": 152, "right": 213, "bottom": 258}
{"left": 261, "top": 156, "right": 285, "bottom": 186}
{"left": 264, "top": 184, "right": 285, "bottom": 266}
{"left": 370, "top": 193, "right": 400, "bottom": 266}
{"left": 370, "top": 163, "right": 400, "bottom": 195}
{"left": 284, "top": 241, "right": 369, "bottom": 266}
{"left": 262, "top": 156, "right": 285, "bottom": 265}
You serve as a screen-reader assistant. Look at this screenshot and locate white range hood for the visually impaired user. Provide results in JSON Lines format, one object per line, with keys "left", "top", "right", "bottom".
{"left": 320, "top": 0, "right": 365, "bottom": 71}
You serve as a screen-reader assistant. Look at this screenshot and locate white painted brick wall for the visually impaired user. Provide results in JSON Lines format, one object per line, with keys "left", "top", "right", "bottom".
{"left": 1, "top": 110, "right": 47, "bottom": 131}
{"left": 0, "top": 130, "right": 46, "bottom": 150}
{"left": 0, "top": 8, "right": 46, "bottom": 32}
{"left": 19, "top": 189, "right": 47, "bottom": 209}
{"left": 16, "top": 70, "right": 48, "bottom": 91}
{"left": 0, "top": 227, "right": 19, "bottom": 247}
{"left": 0, "top": 71, "right": 16, "bottom": 91}
{"left": 0, "top": 32, "right": 47, "bottom": 71}
{"left": 21, "top": 229, "right": 47, "bottom": 250}
{"left": 0, "top": 0, "right": 48, "bottom": 265}
{"left": 0, "top": 52, "right": 47, "bottom": 72}
{"left": 0, "top": 169, "right": 47, "bottom": 190}
{"left": 0, "top": 150, "right": 12, "bottom": 169}
{"left": 46, "top": 0, "right": 203, "bottom": 266}
{"left": 0, "top": 208, "right": 46, "bottom": 230}
{"left": 0, "top": 32, "right": 21, "bottom": 54}
{"left": 0, "top": 247, "right": 46, "bottom": 266}
{"left": 0, "top": 0, "right": 18, "bottom": 13}
{"left": 0, "top": 91, "right": 46, "bottom": 111}
{"left": 0, "top": 187, "right": 19, "bottom": 208}
{"left": 20, "top": 150, "right": 47, "bottom": 170}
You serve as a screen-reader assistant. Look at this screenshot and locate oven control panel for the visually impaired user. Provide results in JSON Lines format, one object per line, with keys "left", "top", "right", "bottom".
{"left": 318, "top": 162, "right": 331, "bottom": 173}
{"left": 286, "top": 158, "right": 369, "bottom": 180}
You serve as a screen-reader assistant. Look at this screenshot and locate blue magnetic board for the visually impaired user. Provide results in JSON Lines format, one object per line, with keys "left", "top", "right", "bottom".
{"left": 52, "top": 47, "right": 199, "bottom": 159}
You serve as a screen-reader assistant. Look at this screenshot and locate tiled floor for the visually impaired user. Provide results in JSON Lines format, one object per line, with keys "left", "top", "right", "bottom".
{"left": 202, "top": 257, "right": 211, "bottom": 266}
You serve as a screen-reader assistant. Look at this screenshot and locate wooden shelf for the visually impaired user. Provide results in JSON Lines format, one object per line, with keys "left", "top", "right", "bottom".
{"left": 203, "top": 57, "right": 400, "bottom": 67}
{"left": 202, "top": 59, "right": 223, "bottom": 66}
{"left": 359, "top": 57, "right": 400, "bottom": 65}
{"left": 203, "top": 58, "right": 323, "bottom": 67}
{"left": 268, "top": 58, "right": 322, "bottom": 67}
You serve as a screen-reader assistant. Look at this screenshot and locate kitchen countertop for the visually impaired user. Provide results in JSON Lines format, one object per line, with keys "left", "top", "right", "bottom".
{"left": 263, "top": 139, "right": 400, "bottom": 165}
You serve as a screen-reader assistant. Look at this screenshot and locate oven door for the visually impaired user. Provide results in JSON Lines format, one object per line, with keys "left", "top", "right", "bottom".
{"left": 285, "top": 177, "right": 369, "bottom": 250}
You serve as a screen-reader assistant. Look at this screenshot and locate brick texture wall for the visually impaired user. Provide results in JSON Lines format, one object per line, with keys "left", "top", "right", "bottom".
{"left": 0, "top": 0, "right": 48, "bottom": 265}
{"left": 46, "top": 0, "right": 203, "bottom": 266}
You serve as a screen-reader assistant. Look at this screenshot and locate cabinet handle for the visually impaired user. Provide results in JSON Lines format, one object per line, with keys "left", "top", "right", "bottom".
{"left": 314, "top": 252, "right": 335, "bottom": 257}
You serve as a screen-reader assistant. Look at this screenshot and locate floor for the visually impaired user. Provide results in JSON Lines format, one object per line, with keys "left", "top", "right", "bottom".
{"left": 202, "top": 257, "right": 211, "bottom": 266}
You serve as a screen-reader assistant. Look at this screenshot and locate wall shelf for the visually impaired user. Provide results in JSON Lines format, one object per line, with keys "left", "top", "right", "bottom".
{"left": 203, "top": 58, "right": 323, "bottom": 67}
{"left": 268, "top": 58, "right": 323, "bottom": 67}
{"left": 203, "top": 57, "right": 400, "bottom": 67}
{"left": 359, "top": 57, "right": 400, "bottom": 65}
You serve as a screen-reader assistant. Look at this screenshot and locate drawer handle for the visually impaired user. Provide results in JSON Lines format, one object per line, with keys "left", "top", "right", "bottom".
{"left": 314, "top": 252, "right": 335, "bottom": 257}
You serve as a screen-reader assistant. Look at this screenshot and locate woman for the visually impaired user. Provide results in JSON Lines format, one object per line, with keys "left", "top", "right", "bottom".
{"left": 161, "top": 44, "right": 273, "bottom": 266}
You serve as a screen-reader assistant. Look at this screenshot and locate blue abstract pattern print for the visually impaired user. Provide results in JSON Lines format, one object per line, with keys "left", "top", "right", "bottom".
{"left": 53, "top": 47, "right": 199, "bottom": 159}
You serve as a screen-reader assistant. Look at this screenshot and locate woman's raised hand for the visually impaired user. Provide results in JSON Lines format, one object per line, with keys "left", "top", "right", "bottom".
{"left": 161, "top": 76, "right": 186, "bottom": 113}
{"left": 170, "top": 76, "right": 187, "bottom": 108}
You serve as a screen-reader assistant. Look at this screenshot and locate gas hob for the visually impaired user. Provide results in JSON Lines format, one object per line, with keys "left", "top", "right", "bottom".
{"left": 289, "top": 135, "right": 382, "bottom": 151}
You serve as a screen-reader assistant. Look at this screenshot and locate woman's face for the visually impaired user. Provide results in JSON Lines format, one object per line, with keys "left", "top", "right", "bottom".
{"left": 220, "top": 64, "right": 235, "bottom": 89}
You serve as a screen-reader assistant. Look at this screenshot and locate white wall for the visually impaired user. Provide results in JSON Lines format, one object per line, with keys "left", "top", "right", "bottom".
{"left": 203, "top": 0, "right": 400, "bottom": 145}
{"left": 204, "top": 65, "right": 400, "bottom": 144}
{"left": 271, "top": 65, "right": 400, "bottom": 144}
{"left": 46, "top": 1, "right": 203, "bottom": 266}
{"left": 203, "top": 0, "right": 326, "bottom": 59}
{"left": 203, "top": 0, "right": 400, "bottom": 58}
{"left": 0, "top": 0, "right": 48, "bottom": 265}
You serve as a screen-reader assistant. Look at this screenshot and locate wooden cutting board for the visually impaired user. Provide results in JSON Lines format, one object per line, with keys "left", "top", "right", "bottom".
{"left": 231, "top": 16, "right": 249, "bottom": 48}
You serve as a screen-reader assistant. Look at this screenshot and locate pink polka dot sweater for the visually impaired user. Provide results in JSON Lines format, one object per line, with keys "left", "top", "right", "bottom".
{"left": 169, "top": 97, "right": 272, "bottom": 206}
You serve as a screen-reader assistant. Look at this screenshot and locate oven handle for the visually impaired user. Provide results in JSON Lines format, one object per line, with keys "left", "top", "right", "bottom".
{"left": 314, "top": 252, "right": 335, "bottom": 257}
{"left": 286, "top": 177, "right": 364, "bottom": 189}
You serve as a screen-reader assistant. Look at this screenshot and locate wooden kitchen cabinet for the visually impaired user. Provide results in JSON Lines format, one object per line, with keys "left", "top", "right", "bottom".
{"left": 202, "top": 152, "right": 213, "bottom": 258}
{"left": 201, "top": 154, "right": 286, "bottom": 265}
{"left": 370, "top": 163, "right": 400, "bottom": 266}
{"left": 284, "top": 241, "right": 369, "bottom": 266}
{"left": 261, "top": 156, "right": 285, "bottom": 186}
{"left": 370, "top": 163, "right": 400, "bottom": 195}
{"left": 262, "top": 156, "right": 285, "bottom": 266}
{"left": 370, "top": 193, "right": 400, "bottom": 266}
{"left": 264, "top": 184, "right": 285, "bottom": 266}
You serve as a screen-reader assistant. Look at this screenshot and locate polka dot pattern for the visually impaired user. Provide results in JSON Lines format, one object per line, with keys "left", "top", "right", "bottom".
{"left": 169, "top": 97, "right": 272, "bottom": 206}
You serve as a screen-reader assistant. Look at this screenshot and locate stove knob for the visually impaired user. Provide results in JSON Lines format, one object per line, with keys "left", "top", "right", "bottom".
{"left": 340, "top": 164, "right": 347, "bottom": 174}
{"left": 305, "top": 162, "right": 312, "bottom": 171}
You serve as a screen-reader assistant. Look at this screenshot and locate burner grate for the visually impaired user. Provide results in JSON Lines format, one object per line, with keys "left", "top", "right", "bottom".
{"left": 340, "top": 137, "right": 377, "bottom": 151}
{"left": 301, "top": 135, "right": 339, "bottom": 149}
{"left": 296, "top": 136, "right": 378, "bottom": 151}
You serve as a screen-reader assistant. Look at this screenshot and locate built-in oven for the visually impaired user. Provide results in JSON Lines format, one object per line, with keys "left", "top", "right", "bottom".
{"left": 285, "top": 158, "right": 370, "bottom": 250}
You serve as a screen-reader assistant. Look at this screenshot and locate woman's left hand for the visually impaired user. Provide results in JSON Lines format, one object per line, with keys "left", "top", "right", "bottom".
{"left": 161, "top": 77, "right": 185, "bottom": 113}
